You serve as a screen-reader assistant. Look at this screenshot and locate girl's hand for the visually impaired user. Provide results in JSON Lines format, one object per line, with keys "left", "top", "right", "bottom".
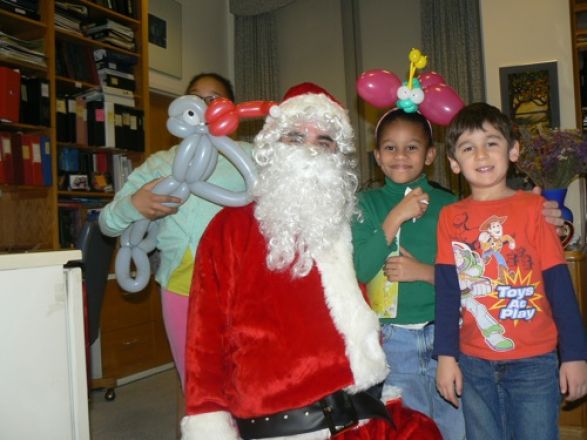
{"left": 131, "top": 178, "right": 183, "bottom": 220}
{"left": 436, "top": 356, "right": 462, "bottom": 408}
{"left": 560, "top": 360, "right": 587, "bottom": 402}
{"left": 384, "top": 246, "right": 434, "bottom": 284}
{"left": 391, "top": 187, "right": 430, "bottom": 224}
{"left": 382, "top": 187, "right": 429, "bottom": 243}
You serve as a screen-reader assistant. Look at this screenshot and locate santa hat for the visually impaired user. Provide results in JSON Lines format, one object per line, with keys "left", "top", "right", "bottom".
{"left": 255, "top": 82, "right": 355, "bottom": 154}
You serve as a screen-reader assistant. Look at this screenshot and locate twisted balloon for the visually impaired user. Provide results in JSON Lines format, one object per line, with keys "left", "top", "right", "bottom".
{"left": 115, "top": 95, "right": 270, "bottom": 292}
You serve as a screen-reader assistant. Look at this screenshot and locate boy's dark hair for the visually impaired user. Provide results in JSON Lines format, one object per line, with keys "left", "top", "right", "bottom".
{"left": 446, "top": 102, "right": 517, "bottom": 159}
{"left": 185, "top": 72, "right": 235, "bottom": 102}
{"left": 375, "top": 109, "right": 433, "bottom": 149}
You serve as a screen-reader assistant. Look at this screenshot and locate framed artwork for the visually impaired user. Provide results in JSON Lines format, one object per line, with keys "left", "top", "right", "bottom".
{"left": 148, "top": 0, "right": 182, "bottom": 78}
{"left": 499, "top": 61, "right": 560, "bottom": 129}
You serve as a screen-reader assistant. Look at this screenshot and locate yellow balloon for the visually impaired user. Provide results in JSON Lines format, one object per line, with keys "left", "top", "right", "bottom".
{"left": 409, "top": 48, "right": 422, "bottom": 63}
{"left": 415, "top": 55, "right": 428, "bottom": 69}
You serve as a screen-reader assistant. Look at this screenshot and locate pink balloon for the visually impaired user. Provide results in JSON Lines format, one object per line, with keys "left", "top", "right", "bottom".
{"left": 356, "top": 69, "right": 402, "bottom": 108}
{"left": 419, "top": 84, "right": 464, "bottom": 126}
{"left": 418, "top": 71, "right": 445, "bottom": 89}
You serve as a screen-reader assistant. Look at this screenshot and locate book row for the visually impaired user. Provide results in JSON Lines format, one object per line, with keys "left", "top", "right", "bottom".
{"left": 57, "top": 95, "right": 145, "bottom": 151}
{"left": 58, "top": 147, "right": 133, "bottom": 193}
{"left": 0, "top": 132, "right": 52, "bottom": 186}
{"left": 0, "top": 0, "right": 137, "bottom": 21}
{"left": 56, "top": 41, "right": 137, "bottom": 86}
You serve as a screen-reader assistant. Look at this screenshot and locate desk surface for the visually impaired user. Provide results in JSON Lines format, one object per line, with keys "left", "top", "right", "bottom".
{"left": 0, "top": 249, "right": 81, "bottom": 270}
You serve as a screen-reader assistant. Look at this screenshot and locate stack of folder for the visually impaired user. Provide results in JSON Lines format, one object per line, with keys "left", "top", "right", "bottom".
{"left": 55, "top": 1, "right": 89, "bottom": 35}
{"left": 0, "top": 0, "right": 39, "bottom": 19}
{"left": 0, "top": 132, "right": 52, "bottom": 186}
{"left": 83, "top": 18, "right": 135, "bottom": 51}
{"left": 0, "top": 30, "right": 46, "bottom": 67}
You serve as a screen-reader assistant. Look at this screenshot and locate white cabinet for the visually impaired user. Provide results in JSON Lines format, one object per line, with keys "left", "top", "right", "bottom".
{"left": 0, "top": 250, "right": 89, "bottom": 440}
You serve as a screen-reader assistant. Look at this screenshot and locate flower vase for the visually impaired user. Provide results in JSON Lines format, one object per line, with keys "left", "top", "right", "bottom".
{"left": 542, "top": 188, "right": 575, "bottom": 248}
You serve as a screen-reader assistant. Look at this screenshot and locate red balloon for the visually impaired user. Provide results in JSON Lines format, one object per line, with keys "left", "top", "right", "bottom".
{"left": 209, "top": 113, "right": 239, "bottom": 136}
{"left": 418, "top": 71, "right": 445, "bottom": 89}
{"left": 356, "top": 69, "right": 402, "bottom": 108}
{"left": 419, "top": 84, "right": 464, "bottom": 126}
{"left": 205, "top": 98, "right": 235, "bottom": 124}
{"left": 236, "top": 101, "right": 276, "bottom": 119}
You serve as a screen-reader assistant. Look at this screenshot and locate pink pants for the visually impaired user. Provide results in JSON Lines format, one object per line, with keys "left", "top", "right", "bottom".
{"left": 161, "top": 288, "right": 189, "bottom": 389}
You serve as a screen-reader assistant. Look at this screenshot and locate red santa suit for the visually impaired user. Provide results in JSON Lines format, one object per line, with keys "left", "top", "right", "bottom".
{"left": 181, "top": 203, "right": 441, "bottom": 439}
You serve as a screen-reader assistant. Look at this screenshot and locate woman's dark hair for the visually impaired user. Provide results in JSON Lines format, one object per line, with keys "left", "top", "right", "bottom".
{"left": 375, "top": 109, "right": 433, "bottom": 149}
{"left": 185, "top": 72, "right": 235, "bottom": 102}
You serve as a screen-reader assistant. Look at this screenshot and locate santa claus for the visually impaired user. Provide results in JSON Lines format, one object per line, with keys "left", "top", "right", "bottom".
{"left": 181, "top": 83, "right": 441, "bottom": 439}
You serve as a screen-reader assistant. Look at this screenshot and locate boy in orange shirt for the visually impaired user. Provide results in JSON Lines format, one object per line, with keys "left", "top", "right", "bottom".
{"left": 434, "top": 102, "right": 587, "bottom": 440}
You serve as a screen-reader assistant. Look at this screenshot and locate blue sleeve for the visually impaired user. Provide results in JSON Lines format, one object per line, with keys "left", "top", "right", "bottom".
{"left": 432, "top": 263, "right": 462, "bottom": 359}
{"left": 543, "top": 264, "right": 587, "bottom": 362}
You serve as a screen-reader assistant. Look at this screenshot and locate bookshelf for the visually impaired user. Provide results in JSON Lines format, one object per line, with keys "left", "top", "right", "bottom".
{"left": 0, "top": 0, "right": 150, "bottom": 252}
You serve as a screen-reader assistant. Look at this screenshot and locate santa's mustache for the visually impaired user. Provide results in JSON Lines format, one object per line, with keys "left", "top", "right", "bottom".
{"left": 252, "top": 142, "right": 357, "bottom": 277}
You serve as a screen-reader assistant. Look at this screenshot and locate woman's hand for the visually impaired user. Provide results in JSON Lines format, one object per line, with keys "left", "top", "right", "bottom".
{"left": 131, "top": 178, "right": 184, "bottom": 220}
{"left": 532, "top": 186, "right": 564, "bottom": 234}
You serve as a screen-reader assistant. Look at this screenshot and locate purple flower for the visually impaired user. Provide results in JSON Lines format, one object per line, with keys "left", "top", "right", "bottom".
{"left": 516, "top": 128, "right": 587, "bottom": 189}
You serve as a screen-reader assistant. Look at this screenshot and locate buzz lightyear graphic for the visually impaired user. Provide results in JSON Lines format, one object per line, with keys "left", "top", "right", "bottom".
{"left": 452, "top": 241, "right": 515, "bottom": 352}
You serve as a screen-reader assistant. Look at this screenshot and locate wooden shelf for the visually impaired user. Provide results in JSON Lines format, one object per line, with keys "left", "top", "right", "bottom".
{"left": 0, "top": 121, "right": 50, "bottom": 132}
{"left": 56, "top": 28, "right": 139, "bottom": 57}
{"left": 77, "top": 0, "right": 140, "bottom": 25}
{"left": 0, "top": 9, "right": 46, "bottom": 35}
{"left": 0, "top": 55, "right": 47, "bottom": 74}
{"left": 57, "top": 141, "right": 141, "bottom": 154}
{"left": 57, "top": 190, "right": 114, "bottom": 199}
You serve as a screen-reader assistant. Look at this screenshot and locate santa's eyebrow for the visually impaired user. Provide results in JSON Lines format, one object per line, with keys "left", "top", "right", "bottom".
{"left": 317, "top": 134, "right": 334, "bottom": 142}
{"left": 284, "top": 130, "right": 304, "bottom": 138}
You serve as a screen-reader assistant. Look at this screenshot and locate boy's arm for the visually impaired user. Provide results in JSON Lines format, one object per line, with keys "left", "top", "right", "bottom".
{"left": 560, "top": 361, "right": 587, "bottom": 402}
{"left": 536, "top": 200, "right": 587, "bottom": 401}
{"left": 433, "top": 209, "right": 462, "bottom": 358}
{"left": 544, "top": 264, "right": 587, "bottom": 362}
{"left": 436, "top": 355, "right": 462, "bottom": 407}
{"left": 433, "top": 263, "right": 462, "bottom": 358}
{"left": 535, "top": 197, "right": 587, "bottom": 362}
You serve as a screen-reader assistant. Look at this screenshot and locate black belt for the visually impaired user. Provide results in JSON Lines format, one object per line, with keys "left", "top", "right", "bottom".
{"left": 236, "top": 383, "right": 394, "bottom": 439}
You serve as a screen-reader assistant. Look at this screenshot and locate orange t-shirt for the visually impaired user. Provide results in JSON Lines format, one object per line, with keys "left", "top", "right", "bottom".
{"left": 436, "top": 191, "right": 564, "bottom": 360}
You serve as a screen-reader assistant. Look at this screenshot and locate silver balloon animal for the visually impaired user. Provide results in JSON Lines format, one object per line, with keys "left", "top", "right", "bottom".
{"left": 115, "top": 95, "right": 257, "bottom": 293}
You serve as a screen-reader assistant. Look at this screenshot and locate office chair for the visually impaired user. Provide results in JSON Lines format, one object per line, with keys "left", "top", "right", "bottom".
{"left": 76, "top": 219, "right": 117, "bottom": 401}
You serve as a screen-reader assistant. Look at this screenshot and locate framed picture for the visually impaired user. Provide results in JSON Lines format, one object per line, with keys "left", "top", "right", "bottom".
{"left": 148, "top": 0, "right": 182, "bottom": 78}
{"left": 499, "top": 61, "right": 560, "bottom": 129}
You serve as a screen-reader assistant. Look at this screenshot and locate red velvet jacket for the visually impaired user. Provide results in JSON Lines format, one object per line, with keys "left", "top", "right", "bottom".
{"left": 182, "top": 204, "right": 392, "bottom": 438}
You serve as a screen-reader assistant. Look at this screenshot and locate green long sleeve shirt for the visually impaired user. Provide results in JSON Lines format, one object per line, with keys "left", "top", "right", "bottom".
{"left": 352, "top": 175, "right": 456, "bottom": 324}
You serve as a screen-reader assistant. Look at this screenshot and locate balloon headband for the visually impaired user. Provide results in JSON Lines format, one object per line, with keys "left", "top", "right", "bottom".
{"left": 374, "top": 107, "right": 433, "bottom": 142}
{"left": 356, "top": 48, "right": 464, "bottom": 126}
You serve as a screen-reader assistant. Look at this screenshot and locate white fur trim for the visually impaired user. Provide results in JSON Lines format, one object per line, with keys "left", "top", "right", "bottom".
{"left": 381, "top": 385, "right": 402, "bottom": 403}
{"left": 313, "top": 225, "right": 389, "bottom": 393}
{"left": 278, "top": 94, "right": 347, "bottom": 124}
{"left": 181, "top": 411, "right": 240, "bottom": 440}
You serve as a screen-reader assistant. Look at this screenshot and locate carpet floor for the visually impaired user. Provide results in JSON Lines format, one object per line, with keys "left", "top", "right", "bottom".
{"left": 89, "top": 368, "right": 180, "bottom": 440}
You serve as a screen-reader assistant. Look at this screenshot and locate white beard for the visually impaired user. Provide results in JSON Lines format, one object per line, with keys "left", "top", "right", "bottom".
{"left": 253, "top": 142, "right": 358, "bottom": 277}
